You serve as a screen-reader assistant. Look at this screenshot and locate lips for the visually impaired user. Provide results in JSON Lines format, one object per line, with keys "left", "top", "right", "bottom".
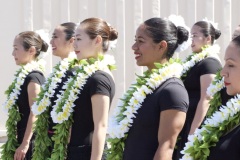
{"left": 224, "top": 82, "right": 230, "bottom": 86}
{"left": 75, "top": 51, "right": 80, "bottom": 54}
{"left": 134, "top": 52, "right": 141, "bottom": 59}
{"left": 52, "top": 47, "right": 56, "bottom": 50}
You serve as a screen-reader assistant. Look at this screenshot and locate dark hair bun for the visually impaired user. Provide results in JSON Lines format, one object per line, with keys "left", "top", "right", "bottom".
{"left": 41, "top": 40, "right": 49, "bottom": 52}
{"left": 177, "top": 26, "right": 189, "bottom": 44}
{"left": 109, "top": 26, "right": 118, "bottom": 41}
{"left": 214, "top": 29, "right": 221, "bottom": 40}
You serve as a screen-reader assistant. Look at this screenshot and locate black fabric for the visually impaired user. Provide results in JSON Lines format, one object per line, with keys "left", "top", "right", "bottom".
{"left": 220, "top": 87, "right": 233, "bottom": 106}
{"left": 123, "top": 78, "right": 189, "bottom": 160}
{"left": 67, "top": 70, "right": 115, "bottom": 158}
{"left": 16, "top": 70, "right": 45, "bottom": 160}
{"left": 208, "top": 125, "right": 240, "bottom": 160}
{"left": 176, "top": 57, "right": 221, "bottom": 159}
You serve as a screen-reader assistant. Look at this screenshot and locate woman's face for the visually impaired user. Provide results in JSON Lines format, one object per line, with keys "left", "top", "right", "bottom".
{"left": 12, "top": 36, "right": 33, "bottom": 65}
{"left": 232, "top": 26, "right": 240, "bottom": 39}
{"left": 74, "top": 25, "right": 98, "bottom": 60}
{"left": 191, "top": 25, "right": 210, "bottom": 53}
{"left": 132, "top": 24, "right": 162, "bottom": 70}
{"left": 221, "top": 42, "right": 240, "bottom": 95}
{"left": 50, "top": 26, "right": 72, "bottom": 59}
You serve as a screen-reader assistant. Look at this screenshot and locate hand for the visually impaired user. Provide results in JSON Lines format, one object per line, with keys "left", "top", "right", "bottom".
{"left": 14, "top": 143, "right": 29, "bottom": 160}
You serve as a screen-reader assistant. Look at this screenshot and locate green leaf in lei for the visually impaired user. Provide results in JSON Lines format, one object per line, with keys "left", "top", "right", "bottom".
{"left": 32, "top": 59, "right": 79, "bottom": 160}
{"left": 1, "top": 105, "right": 21, "bottom": 160}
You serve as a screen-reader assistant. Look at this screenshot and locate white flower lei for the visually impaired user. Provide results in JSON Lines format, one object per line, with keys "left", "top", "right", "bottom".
{"left": 108, "top": 61, "right": 183, "bottom": 139}
{"left": 2, "top": 59, "right": 45, "bottom": 112}
{"left": 180, "top": 94, "right": 240, "bottom": 160}
{"left": 31, "top": 55, "right": 76, "bottom": 115}
{"left": 181, "top": 44, "right": 220, "bottom": 79}
{"left": 50, "top": 54, "right": 115, "bottom": 123}
{"left": 207, "top": 76, "right": 224, "bottom": 97}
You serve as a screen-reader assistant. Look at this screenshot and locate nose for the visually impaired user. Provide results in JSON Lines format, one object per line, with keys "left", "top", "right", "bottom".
{"left": 73, "top": 41, "right": 77, "bottom": 49}
{"left": 220, "top": 65, "right": 227, "bottom": 78}
{"left": 50, "top": 38, "right": 53, "bottom": 45}
{"left": 132, "top": 42, "right": 137, "bottom": 51}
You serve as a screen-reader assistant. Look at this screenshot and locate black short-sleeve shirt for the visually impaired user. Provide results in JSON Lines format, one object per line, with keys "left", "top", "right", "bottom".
{"left": 176, "top": 57, "right": 222, "bottom": 159}
{"left": 69, "top": 70, "right": 115, "bottom": 147}
{"left": 208, "top": 125, "right": 240, "bottom": 160}
{"left": 123, "top": 78, "right": 189, "bottom": 160}
{"left": 16, "top": 70, "right": 45, "bottom": 133}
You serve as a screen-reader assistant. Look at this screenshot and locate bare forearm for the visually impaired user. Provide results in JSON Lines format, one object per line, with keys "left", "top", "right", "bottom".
{"left": 154, "top": 144, "right": 174, "bottom": 160}
{"left": 91, "top": 127, "right": 107, "bottom": 160}
{"left": 190, "top": 99, "right": 210, "bottom": 134}
{"left": 22, "top": 112, "right": 36, "bottom": 145}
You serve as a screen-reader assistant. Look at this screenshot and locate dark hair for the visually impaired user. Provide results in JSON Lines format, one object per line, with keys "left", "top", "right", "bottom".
{"left": 80, "top": 17, "right": 118, "bottom": 53}
{"left": 232, "top": 35, "right": 240, "bottom": 47}
{"left": 144, "top": 17, "right": 189, "bottom": 59}
{"left": 194, "top": 21, "right": 221, "bottom": 44}
{"left": 18, "top": 31, "right": 49, "bottom": 57}
{"left": 60, "top": 22, "right": 77, "bottom": 41}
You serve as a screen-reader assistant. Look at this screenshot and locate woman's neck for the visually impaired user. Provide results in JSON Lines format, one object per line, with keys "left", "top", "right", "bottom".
{"left": 147, "top": 58, "right": 168, "bottom": 71}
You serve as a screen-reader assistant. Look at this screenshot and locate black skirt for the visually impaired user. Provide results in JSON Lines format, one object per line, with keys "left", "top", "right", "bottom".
{"left": 67, "top": 145, "right": 107, "bottom": 160}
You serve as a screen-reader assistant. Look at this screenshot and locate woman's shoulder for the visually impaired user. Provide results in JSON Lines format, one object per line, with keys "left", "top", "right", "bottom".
{"left": 200, "top": 57, "right": 221, "bottom": 67}
{"left": 90, "top": 70, "right": 114, "bottom": 82}
{"left": 26, "top": 70, "right": 45, "bottom": 85}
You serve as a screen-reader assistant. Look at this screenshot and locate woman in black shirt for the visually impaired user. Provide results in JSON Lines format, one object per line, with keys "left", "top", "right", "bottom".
{"left": 1, "top": 31, "right": 48, "bottom": 160}
{"left": 108, "top": 17, "right": 189, "bottom": 160}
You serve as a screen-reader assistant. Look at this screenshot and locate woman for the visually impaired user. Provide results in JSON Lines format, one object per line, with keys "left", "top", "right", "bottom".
{"left": 176, "top": 20, "right": 222, "bottom": 157}
{"left": 108, "top": 17, "right": 189, "bottom": 160}
{"left": 181, "top": 35, "right": 240, "bottom": 160}
{"left": 1, "top": 31, "right": 48, "bottom": 160}
{"left": 49, "top": 17, "right": 118, "bottom": 160}
{"left": 206, "top": 26, "right": 240, "bottom": 117}
{"left": 31, "top": 22, "right": 77, "bottom": 160}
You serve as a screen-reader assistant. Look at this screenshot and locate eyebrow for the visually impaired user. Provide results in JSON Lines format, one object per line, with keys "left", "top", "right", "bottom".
{"left": 75, "top": 34, "right": 81, "bottom": 37}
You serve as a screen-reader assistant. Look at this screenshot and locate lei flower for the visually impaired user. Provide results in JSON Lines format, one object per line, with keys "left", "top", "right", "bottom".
{"left": 180, "top": 94, "right": 240, "bottom": 160}
{"left": 107, "top": 59, "right": 183, "bottom": 160}
{"left": 1, "top": 59, "right": 45, "bottom": 160}
{"left": 32, "top": 55, "right": 78, "bottom": 160}
{"left": 206, "top": 71, "right": 225, "bottom": 117}
{"left": 49, "top": 54, "right": 116, "bottom": 160}
{"left": 181, "top": 44, "right": 220, "bottom": 80}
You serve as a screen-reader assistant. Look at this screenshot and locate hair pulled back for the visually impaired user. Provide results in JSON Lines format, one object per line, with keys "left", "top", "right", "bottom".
{"left": 18, "top": 31, "right": 49, "bottom": 57}
{"left": 60, "top": 22, "right": 77, "bottom": 41}
{"left": 80, "top": 17, "right": 118, "bottom": 53}
{"left": 144, "top": 17, "right": 189, "bottom": 59}
{"left": 194, "top": 21, "right": 221, "bottom": 44}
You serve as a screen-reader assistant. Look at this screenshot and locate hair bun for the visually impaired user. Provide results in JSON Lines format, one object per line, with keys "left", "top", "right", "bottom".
{"left": 177, "top": 26, "right": 189, "bottom": 44}
{"left": 109, "top": 26, "right": 118, "bottom": 41}
{"left": 40, "top": 40, "right": 49, "bottom": 52}
{"left": 214, "top": 29, "right": 221, "bottom": 40}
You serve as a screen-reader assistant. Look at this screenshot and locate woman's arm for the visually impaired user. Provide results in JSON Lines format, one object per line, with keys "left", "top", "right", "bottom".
{"left": 189, "top": 74, "right": 216, "bottom": 134}
{"left": 154, "top": 110, "right": 186, "bottom": 160}
{"left": 91, "top": 94, "right": 110, "bottom": 160}
{"left": 14, "top": 82, "right": 40, "bottom": 160}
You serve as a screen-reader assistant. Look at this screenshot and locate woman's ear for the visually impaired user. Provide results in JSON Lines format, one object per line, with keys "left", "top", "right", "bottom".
{"left": 69, "top": 37, "right": 75, "bottom": 44}
{"left": 29, "top": 46, "right": 36, "bottom": 55}
{"left": 95, "top": 35, "right": 103, "bottom": 46}
{"left": 206, "top": 35, "right": 212, "bottom": 44}
{"left": 158, "top": 40, "right": 167, "bottom": 51}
